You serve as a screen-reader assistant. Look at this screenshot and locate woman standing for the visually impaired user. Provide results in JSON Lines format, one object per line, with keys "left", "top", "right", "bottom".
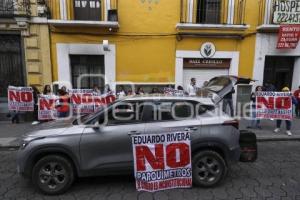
{"left": 56, "top": 88, "right": 70, "bottom": 118}
{"left": 247, "top": 86, "right": 263, "bottom": 129}
{"left": 274, "top": 87, "right": 297, "bottom": 136}
{"left": 43, "top": 85, "right": 52, "bottom": 95}
{"left": 136, "top": 87, "right": 145, "bottom": 95}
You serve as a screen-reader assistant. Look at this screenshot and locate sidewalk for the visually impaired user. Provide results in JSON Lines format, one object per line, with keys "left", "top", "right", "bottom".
{"left": 240, "top": 118, "right": 300, "bottom": 141}
{"left": 0, "top": 118, "right": 300, "bottom": 148}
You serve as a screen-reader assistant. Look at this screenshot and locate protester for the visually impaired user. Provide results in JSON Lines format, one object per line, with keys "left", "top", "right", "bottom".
{"left": 151, "top": 87, "right": 160, "bottom": 94}
{"left": 274, "top": 87, "right": 297, "bottom": 136}
{"left": 127, "top": 89, "right": 135, "bottom": 96}
{"left": 247, "top": 86, "right": 263, "bottom": 129}
{"left": 187, "top": 78, "right": 197, "bottom": 96}
{"left": 56, "top": 89, "right": 70, "bottom": 118}
{"left": 222, "top": 86, "right": 235, "bottom": 117}
{"left": 136, "top": 87, "right": 145, "bottom": 95}
{"left": 117, "top": 86, "right": 127, "bottom": 98}
{"left": 43, "top": 85, "right": 52, "bottom": 95}
{"left": 177, "top": 85, "right": 184, "bottom": 91}
{"left": 11, "top": 111, "right": 20, "bottom": 124}
{"left": 31, "top": 85, "right": 40, "bottom": 125}
{"left": 294, "top": 86, "right": 300, "bottom": 117}
{"left": 61, "top": 86, "right": 67, "bottom": 93}
{"left": 93, "top": 85, "right": 101, "bottom": 96}
{"left": 104, "top": 84, "right": 112, "bottom": 94}
{"left": 264, "top": 82, "right": 276, "bottom": 91}
{"left": 177, "top": 85, "right": 188, "bottom": 96}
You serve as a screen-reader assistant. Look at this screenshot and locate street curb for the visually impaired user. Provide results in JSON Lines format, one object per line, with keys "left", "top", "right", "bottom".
{"left": 257, "top": 137, "right": 300, "bottom": 142}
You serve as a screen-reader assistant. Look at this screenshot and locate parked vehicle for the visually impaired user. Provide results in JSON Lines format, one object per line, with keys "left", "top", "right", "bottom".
{"left": 17, "top": 76, "right": 257, "bottom": 195}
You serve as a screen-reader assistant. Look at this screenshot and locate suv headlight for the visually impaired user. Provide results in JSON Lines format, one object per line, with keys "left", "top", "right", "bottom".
{"left": 19, "top": 137, "right": 45, "bottom": 150}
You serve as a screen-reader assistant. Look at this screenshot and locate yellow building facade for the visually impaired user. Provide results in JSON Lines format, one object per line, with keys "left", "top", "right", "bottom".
{"left": 46, "top": 0, "right": 276, "bottom": 93}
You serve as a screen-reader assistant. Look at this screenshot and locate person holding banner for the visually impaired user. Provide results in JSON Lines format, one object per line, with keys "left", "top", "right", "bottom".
{"left": 55, "top": 89, "right": 70, "bottom": 118}
{"left": 104, "top": 84, "right": 112, "bottom": 94}
{"left": 274, "top": 87, "right": 298, "bottom": 136}
{"left": 247, "top": 86, "right": 263, "bottom": 129}
{"left": 43, "top": 85, "right": 52, "bottom": 95}
{"left": 136, "top": 87, "right": 145, "bottom": 95}
{"left": 93, "top": 85, "right": 101, "bottom": 96}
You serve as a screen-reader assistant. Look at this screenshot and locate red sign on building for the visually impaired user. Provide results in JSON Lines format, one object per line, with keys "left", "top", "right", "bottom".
{"left": 277, "top": 25, "right": 300, "bottom": 49}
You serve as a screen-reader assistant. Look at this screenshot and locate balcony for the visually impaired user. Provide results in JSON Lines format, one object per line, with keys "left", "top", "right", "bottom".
{"left": 46, "top": 0, "right": 119, "bottom": 30}
{"left": 0, "top": 0, "right": 31, "bottom": 18}
{"left": 177, "top": 0, "right": 249, "bottom": 33}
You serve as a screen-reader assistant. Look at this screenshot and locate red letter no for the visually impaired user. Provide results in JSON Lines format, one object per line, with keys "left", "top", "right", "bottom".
{"left": 136, "top": 144, "right": 164, "bottom": 171}
{"left": 166, "top": 143, "right": 190, "bottom": 168}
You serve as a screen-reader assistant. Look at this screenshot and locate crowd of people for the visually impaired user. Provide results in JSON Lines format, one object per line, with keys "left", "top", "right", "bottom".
{"left": 185, "top": 77, "right": 300, "bottom": 136}
{"left": 11, "top": 84, "right": 114, "bottom": 124}
{"left": 247, "top": 85, "right": 300, "bottom": 136}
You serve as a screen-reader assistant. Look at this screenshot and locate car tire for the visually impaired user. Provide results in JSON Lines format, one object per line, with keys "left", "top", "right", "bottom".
{"left": 32, "top": 155, "right": 75, "bottom": 195}
{"left": 192, "top": 150, "right": 227, "bottom": 187}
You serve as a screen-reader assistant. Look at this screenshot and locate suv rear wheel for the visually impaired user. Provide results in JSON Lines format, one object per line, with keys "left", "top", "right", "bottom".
{"left": 192, "top": 150, "right": 227, "bottom": 187}
{"left": 32, "top": 155, "right": 75, "bottom": 195}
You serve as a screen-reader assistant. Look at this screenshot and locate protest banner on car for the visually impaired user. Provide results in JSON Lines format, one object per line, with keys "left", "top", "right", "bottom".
{"left": 131, "top": 132, "right": 192, "bottom": 192}
{"left": 256, "top": 92, "right": 293, "bottom": 120}
{"left": 8, "top": 86, "right": 34, "bottom": 112}
{"left": 69, "top": 89, "right": 95, "bottom": 114}
{"left": 38, "top": 95, "right": 57, "bottom": 120}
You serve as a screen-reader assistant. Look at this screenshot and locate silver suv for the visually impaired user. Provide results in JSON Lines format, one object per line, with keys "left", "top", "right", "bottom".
{"left": 17, "top": 76, "right": 257, "bottom": 195}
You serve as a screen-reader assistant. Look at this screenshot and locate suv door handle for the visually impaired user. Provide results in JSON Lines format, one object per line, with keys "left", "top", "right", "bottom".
{"left": 184, "top": 127, "right": 198, "bottom": 132}
{"left": 128, "top": 131, "right": 142, "bottom": 136}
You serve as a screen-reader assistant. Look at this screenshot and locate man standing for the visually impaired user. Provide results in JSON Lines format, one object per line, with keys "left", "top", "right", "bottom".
{"left": 187, "top": 78, "right": 197, "bottom": 96}
{"left": 294, "top": 86, "right": 300, "bottom": 117}
{"left": 222, "top": 86, "right": 235, "bottom": 117}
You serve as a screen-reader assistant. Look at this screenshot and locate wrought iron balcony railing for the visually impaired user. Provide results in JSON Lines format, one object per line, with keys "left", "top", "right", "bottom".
{"left": 179, "top": 0, "right": 247, "bottom": 25}
{"left": 46, "top": 0, "right": 118, "bottom": 22}
{"left": 0, "top": 0, "right": 31, "bottom": 18}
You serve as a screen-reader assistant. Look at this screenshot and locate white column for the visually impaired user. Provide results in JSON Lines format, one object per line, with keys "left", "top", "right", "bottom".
{"left": 60, "top": 0, "right": 67, "bottom": 20}
{"left": 57, "top": 44, "right": 72, "bottom": 88}
{"left": 264, "top": 0, "right": 272, "bottom": 24}
{"left": 227, "top": 0, "right": 235, "bottom": 24}
{"left": 187, "top": 0, "right": 194, "bottom": 23}
{"left": 292, "top": 58, "right": 300, "bottom": 91}
{"left": 175, "top": 58, "right": 184, "bottom": 88}
{"left": 104, "top": 0, "right": 111, "bottom": 21}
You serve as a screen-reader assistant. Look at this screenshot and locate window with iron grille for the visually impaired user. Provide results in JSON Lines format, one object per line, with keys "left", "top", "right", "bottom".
{"left": 196, "top": 0, "right": 222, "bottom": 24}
{"left": 0, "top": 35, "right": 25, "bottom": 98}
{"left": 0, "top": 0, "right": 14, "bottom": 17}
{"left": 70, "top": 55, "right": 105, "bottom": 91}
{"left": 74, "top": 0, "right": 102, "bottom": 21}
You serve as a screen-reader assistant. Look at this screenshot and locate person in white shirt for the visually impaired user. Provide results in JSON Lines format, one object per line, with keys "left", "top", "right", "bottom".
{"left": 187, "top": 78, "right": 197, "bottom": 96}
{"left": 117, "top": 86, "right": 127, "bottom": 98}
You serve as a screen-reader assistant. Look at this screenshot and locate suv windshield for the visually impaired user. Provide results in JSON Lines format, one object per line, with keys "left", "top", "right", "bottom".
{"left": 73, "top": 101, "right": 117, "bottom": 125}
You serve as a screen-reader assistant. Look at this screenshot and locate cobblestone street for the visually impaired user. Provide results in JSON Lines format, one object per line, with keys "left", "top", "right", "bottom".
{"left": 0, "top": 141, "right": 300, "bottom": 200}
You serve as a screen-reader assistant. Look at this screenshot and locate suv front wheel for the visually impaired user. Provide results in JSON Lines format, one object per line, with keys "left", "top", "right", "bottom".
{"left": 32, "top": 155, "right": 75, "bottom": 195}
{"left": 192, "top": 150, "right": 227, "bottom": 187}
